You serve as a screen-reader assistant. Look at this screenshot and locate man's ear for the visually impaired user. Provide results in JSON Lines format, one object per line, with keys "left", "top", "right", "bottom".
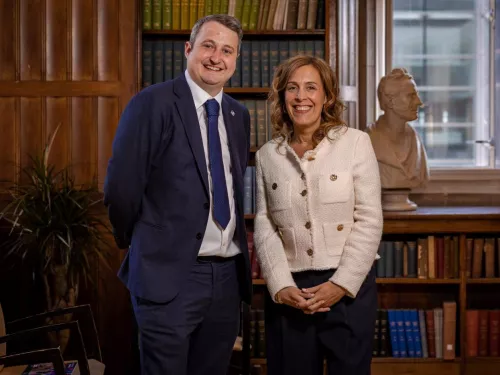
{"left": 184, "top": 41, "right": 192, "bottom": 59}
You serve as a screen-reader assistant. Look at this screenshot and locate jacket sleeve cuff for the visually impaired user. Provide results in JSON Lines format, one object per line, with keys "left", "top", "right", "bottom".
{"left": 329, "top": 267, "right": 367, "bottom": 298}
{"left": 266, "top": 272, "right": 297, "bottom": 303}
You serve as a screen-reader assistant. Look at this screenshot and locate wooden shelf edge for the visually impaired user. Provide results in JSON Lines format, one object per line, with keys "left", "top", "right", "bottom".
{"left": 377, "top": 278, "right": 460, "bottom": 284}
{"left": 372, "top": 357, "right": 461, "bottom": 363}
{"left": 250, "top": 357, "right": 461, "bottom": 365}
{"left": 244, "top": 214, "right": 255, "bottom": 219}
{"left": 252, "top": 278, "right": 462, "bottom": 285}
{"left": 467, "top": 278, "right": 500, "bottom": 284}
{"left": 143, "top": 29, "right": 326, "bottom": 36}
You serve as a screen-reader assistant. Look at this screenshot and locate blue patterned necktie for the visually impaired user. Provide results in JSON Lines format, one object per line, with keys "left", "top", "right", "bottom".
{"left": 204, "top": 99, "right": 230, "bottom": 229}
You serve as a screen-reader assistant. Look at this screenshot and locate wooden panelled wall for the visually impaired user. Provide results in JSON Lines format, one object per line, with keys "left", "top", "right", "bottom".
{"left": 0, "top": 1, "right": 137, "bottom": 374}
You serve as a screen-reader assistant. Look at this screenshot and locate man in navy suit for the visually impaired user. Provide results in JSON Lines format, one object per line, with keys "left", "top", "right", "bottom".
{"left": 104, "top": 14, "right": 252, "bottom": 375}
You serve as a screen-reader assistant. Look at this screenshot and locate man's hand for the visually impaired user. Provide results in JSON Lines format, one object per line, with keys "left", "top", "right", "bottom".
{"left": 300, "top": 282, "right": 346, "bottom": 314}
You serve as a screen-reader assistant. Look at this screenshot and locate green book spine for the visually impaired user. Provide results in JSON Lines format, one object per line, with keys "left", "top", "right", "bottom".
{"left": 143, "top": 0, "right": 152, "bottom": 30}
{"left": 198, "top": 0, "right": 206, "bottom": 18}
{"left": 162, "top": 0, "right": 172, "bottom": 29}
{"left": 189, "top": 0, "right": 198, "bottom": 28}
{"left": 241, "top": 0, "right": 251, "bottom": 29}
{"left": 248, "top": 0, "right": 260, "bottom": 30}
{"left": 205, "top": 0, "right": 213, "bottom": 16}
{"left": 220, "top": 0, "right": 229, "bottom": 13}
{"left": 152, "top": 0, "right": 162, "bottom": 30}
{"left": 172, "top": 0, "right": 181, "bottom": 29}
{"left": 181, "top": 0, "right": 190, "bottom": 29}
{"left": 212, "top": 0, "right": 221, "bottom": 13}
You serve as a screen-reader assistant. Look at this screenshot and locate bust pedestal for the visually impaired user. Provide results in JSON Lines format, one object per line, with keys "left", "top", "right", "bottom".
{"left": 381, "top": 189, "right": 417, "bottom": 212}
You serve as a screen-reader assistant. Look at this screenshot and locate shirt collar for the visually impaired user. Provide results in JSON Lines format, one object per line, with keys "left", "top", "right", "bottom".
{"left": 184, "top": 70, "right": 223, "bottom": 111}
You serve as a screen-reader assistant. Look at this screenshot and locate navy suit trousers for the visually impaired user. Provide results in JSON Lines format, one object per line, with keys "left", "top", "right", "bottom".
{"left": 132, "top": 256, "right": 241, "bottom": 375}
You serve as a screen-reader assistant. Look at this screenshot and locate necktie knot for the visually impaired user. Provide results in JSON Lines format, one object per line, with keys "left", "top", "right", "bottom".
{"left": 204, "top": 99, "right": 220, "bottom": 118}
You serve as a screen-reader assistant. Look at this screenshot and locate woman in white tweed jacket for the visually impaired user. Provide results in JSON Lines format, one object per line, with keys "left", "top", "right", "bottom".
{"left": 254, "top": 56, "right": 383, "bottom": 375}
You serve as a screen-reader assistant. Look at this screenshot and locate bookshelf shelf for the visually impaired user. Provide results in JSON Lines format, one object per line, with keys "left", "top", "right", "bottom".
{"left": 142, "top": 30, "right": 326, "bottom": 37}
{"left": 250, "top": 357, "right": 461, "bottom": 365}
{"left": 376, "top": 278, "right": 460, "bottom": 285}
{"left": 372, "top": 357, "right": 461, "bottom": 363}
{"left": 252, "top": 278, "right": 461, "bottom": 286}
{"left": 466, "top": 278, "right": 500, "bottom": 284}
{"left": 244, "top": 214, "right": 255, "bottom": 220}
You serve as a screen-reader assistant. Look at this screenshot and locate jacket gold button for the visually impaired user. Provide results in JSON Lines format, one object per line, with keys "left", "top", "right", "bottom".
{"left": 307, "top": 249, "right": 313, "bottom": 256}
{"left": 330, "top": 174, "right": 337, "bottom": 181}
{"left": 305, "top": 222, "right": 311, "bottom": 229}
{"left": 301, "top": 190, "right": 307, "bottom": 196}
{"left": 337, "top": 224, "right": 344, "bottom": 231}
{"left": 272, "top": 183, "right": 277, "bottom": 190}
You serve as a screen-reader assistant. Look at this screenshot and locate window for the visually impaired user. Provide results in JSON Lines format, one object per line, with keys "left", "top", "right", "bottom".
{"left": 392, "top": 0, "right": 494, "bottom": 168}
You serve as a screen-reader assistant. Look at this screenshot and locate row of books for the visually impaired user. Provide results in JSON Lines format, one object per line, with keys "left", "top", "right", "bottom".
{"left": 142, "top": 39, "right": 325, "bottom": 88}
{"left": 466, "top": 238, "right": 500, "bottom": 278}
{"left": 241, "top": 100, "right": 273, "bottom": 148}
{"left": 374, "top": 303, "right": 457, "bottom": 359}
{"left": 376, "top": 237, "right": 460, "bottom": 279}
{"left": 466, "top": 309, "right": 500, "bottom": 357}
{"left": 142, "top": 0, "right": 325, "bottom": 31}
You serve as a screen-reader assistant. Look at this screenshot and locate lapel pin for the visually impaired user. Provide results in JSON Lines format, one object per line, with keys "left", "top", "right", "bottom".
{"left": 230, "top": 110, "right": 235, "bottom": 116}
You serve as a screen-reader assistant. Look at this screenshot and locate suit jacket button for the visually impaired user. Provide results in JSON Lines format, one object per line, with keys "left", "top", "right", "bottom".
{"left": 337, "top": 224, "right": 344, "bottom": 231}
{"left": 272, "top": 183, "right": 278, "bottom": 190}
{"left": 330, "top": 174, "right": 337, "bottom": 181}
{"left": 196, "top": 233, "right": 202, "bottom": 240}
{"left": 301, "top": 190, "right": 307, "bottom": 196}
{"left": 204, "top": 202, "right": 209, "bottom": 209}
{"left": 305, "top": 222, "right": 311, "bottom": 229}
{"left": 307, "top": 249, "right": 313, "bottom": 256}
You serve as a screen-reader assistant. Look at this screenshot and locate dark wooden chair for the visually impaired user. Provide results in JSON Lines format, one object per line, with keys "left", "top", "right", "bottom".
{"left": 0, "top": 304, "right": 104, "bottom": 375}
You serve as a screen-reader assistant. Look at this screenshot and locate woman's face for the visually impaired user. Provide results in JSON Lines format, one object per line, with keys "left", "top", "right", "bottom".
{"left": 284, "top": 64, "right": 326, "bottom": 134}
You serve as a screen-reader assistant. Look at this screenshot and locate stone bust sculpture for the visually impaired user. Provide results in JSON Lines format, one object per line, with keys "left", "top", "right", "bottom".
{"left": 366, "top": 68, "right": 430, "bottom": 190}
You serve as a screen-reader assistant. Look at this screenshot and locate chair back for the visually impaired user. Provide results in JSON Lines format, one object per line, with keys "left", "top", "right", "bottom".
{"left": 0, "top": 304, "right": 5, "bottom": 371}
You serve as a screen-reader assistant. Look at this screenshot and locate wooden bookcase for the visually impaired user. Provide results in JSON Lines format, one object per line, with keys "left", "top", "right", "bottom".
{"left": 247, "top": 206, "right": 500, "bottom": 375}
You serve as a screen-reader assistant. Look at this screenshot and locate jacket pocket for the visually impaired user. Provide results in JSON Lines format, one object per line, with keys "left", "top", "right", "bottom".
{"left": 323, "top": 221, "right": 354, "bottom": 257}
{"left": 267, "top": 180, "right": 291, "bottom": 212}
{"left": 319, "top": 172, "right": 352, "bottom": 203}
{"left": 278, "top": 227, "right": 297, "bottom": 262}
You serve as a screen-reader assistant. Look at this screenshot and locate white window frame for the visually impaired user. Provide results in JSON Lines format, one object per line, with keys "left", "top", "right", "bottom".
{"left": 368, "top": 0, "right": 500, "bottom": 195}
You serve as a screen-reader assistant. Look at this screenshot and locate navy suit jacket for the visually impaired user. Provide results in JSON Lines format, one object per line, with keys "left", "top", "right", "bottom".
{"left": 104, "top": 74, "right": 252, "bottom": 304}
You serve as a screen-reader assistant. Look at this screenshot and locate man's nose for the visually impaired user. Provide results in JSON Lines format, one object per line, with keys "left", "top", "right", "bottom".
{"left": 209, "top": 48, "right": 222, "bottom": 63}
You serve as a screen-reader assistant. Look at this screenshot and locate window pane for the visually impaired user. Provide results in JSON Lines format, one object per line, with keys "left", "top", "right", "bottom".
{"left": 496, "top": 0, "right": 500, "bottom": 168}
{"left": 392, "top": 0, "right": 492, "bottom": 168}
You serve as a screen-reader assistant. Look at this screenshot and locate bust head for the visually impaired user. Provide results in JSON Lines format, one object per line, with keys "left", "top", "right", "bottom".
{"left": 366, "top": 68, "right": 429, "bottom": 190}
{"left": 377, "top": 68, "right": 423, "bottom": 123}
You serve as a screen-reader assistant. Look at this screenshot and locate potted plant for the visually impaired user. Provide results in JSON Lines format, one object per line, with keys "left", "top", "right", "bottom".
{"left": 0, "top": 125, "right": 111, "bottom": 352}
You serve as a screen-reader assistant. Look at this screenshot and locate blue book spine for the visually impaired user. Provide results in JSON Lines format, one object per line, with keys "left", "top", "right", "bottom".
{"left": 387, "top": 310, "right": 400, "bottom": 357}
{"left": 396, "top": 310, "right": 407, "bottom": 357}
{"left": 243, "top": 168, "right": 253, "bottom": 214}
{"left": 411, "top": 309, "right": 422, "bottom": 357}
{"left": 403, "top": 309, "right": 415, "bottom": 357}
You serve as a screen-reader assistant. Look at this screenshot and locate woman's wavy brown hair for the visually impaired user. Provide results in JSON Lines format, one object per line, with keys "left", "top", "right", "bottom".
{"left": 268, "top": 55, "right": 347, "bottom": 147}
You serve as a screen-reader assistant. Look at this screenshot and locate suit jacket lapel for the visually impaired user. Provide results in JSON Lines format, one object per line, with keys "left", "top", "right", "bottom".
{"left": 173, "top": 76, "right": 209, "bottom": 198}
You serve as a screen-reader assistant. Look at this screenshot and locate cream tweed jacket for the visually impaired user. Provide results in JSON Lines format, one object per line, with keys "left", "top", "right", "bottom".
{"left": 254, "top": 127, "right": 383, "bottom": 301}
